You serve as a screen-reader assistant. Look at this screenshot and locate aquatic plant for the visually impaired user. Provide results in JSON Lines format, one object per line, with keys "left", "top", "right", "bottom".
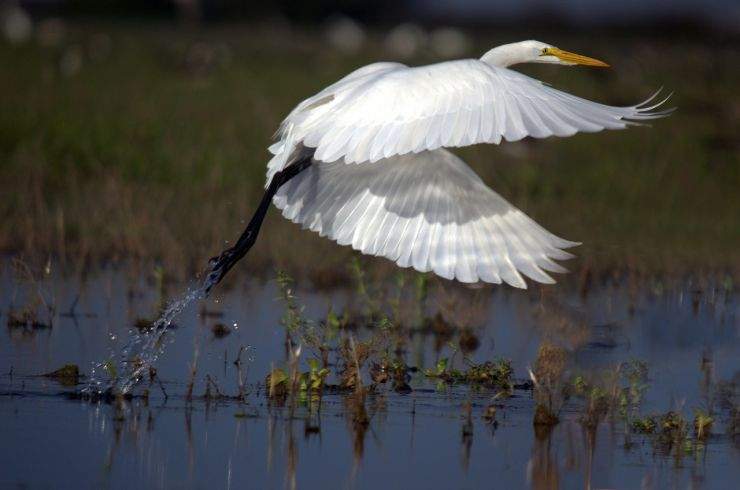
{"left": 350, "top": 257, "right": 381, "bottom": 319}
{"left": 233, "top": 345, "right": 251, "bottom": 401}
{"left": 482, "top": 404, "right": 497, "bottom": 425}
{"left": 628, "top": 405, "right": 723, "bottom": 459}
{"left": 266, "top": 356, "right": 330, "bottom": 403}
{"left": 266, "top": 366, "right": 289, "bottom": 399}
{"left": 620, "top": 360, "right": 649, "bottom": 411}
{"left": 424, "top": 356, "right": 513, "bottom": 390}
{"left": 631, "top": 415, "right": 657, "bottom": 434}
{"left": 276, "top": 270, "right": 370, "bottom": 372}
{"left": 6, "top": 258, "right": 56, "bottom": 330}
{"left": 276, "top": 270, "right": 305, "bottom": 336}
{"left": 389, "top": 360, "right": 413, "bottom": 393}
{"left": 567, "top": 358, "right": 650, "bottom": 430}
{"left": 305, "top": 359, "right": 330, "bottom": 390}
{"left": 203, "top": 374, "right": 226, "bottom": 400}
{"left": 654, "top": 411, "right": 691, "bottom": 457}
{"left": 658, "top": 411, "right": 686, "bottom": 437}
{"left": 299, "top": 309, "right": 343, "bottom": 369}
{"left": 338, "top": 336, "right": 374, "bottom": 391}
{"left": 629, "top": 409, "right": 702, "bottom": 458}
{"left": 530, "top": 343, "right": 570, "bottom": 426}
{"left": 533, "top": 403, "right": 560, "bottom": 427}
{"left": 693, "top": 410, "right": 713, "bottom": 439}
{"left": 581, "top": 386, "right": 611, "bottom": 428}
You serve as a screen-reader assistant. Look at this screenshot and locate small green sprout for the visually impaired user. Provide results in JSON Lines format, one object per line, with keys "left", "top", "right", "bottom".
{"left": 307, "top": 358, "right": 330, "bottom": 390}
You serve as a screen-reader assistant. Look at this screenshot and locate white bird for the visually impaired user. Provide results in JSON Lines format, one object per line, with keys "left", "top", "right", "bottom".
{"left": 207, "top": 40, "right": 671, "bottom": 291}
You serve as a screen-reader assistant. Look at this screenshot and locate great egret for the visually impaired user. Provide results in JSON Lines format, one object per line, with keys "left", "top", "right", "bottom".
{"left": 206, "top": 40, "right": 671, "bottom": 291}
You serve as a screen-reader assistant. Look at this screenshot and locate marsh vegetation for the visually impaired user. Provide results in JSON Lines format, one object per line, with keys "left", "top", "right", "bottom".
{"left": 2, "top": 257, "right": 738, "bottom": 488}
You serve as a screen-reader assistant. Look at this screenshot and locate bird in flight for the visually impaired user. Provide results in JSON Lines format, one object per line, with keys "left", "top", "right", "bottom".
{"left": 207, "top": 40, "right": 671, "bottom": 291}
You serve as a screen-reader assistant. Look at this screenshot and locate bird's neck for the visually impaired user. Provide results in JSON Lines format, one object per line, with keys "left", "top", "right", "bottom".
{"left": 480, "top": 43, "right": 529, "bottom": 68}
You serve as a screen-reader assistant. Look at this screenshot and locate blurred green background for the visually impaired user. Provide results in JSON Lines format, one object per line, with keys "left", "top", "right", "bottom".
{"left": 1, "top": 2, "right": 738, "bottom": 284}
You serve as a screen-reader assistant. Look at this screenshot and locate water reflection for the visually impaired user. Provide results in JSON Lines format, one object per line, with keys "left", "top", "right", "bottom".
{"left": 1, "top": 265, "right": 738, "bottom": 489}
{"left": 528, "top": 425, "right": 560, "bottom": 490}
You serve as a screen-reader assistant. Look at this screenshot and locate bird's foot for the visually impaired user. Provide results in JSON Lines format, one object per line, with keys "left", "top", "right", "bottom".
{"left": 204, "top": 248, "right": 236, "bottom": 294}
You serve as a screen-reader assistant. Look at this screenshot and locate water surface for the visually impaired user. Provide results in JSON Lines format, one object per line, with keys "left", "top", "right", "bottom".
{"left": 1, "top": 265, "right": 738, "bottom": 489}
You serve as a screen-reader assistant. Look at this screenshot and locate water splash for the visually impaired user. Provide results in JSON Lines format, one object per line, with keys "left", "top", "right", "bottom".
{"left": 84, "top": 270, "right": 222, "bottom": 395}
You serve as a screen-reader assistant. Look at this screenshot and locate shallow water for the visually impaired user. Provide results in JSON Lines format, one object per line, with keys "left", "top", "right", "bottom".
{"left": 1, "top": 265, "right": 738, "bottom": 489}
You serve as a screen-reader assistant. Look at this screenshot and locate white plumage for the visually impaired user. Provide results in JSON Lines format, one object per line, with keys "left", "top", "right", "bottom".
{"left": 274, "top": 149, "right": 577, "bottom": 287}
{"left": 265, "top": 40, "right": 671, "bottom": 287}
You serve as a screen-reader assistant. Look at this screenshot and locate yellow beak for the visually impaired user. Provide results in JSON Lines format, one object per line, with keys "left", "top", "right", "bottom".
{"left": 544, "top": 47, "right": 610, "bottom": 67}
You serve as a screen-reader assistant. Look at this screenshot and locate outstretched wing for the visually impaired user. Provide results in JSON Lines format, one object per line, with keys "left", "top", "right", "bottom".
{"left": 275, "top": 59, "right": 670, "bottom": 166}
{"left": 266, "top": 61, "right": 406, "bottom": 185}
{"left": 272, "top": 149, "right": 578, "bottom": 287}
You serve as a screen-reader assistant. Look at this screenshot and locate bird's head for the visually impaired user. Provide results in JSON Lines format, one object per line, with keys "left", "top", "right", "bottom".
{"left": 481, "top": 40, "right": 609, "bottom": 68}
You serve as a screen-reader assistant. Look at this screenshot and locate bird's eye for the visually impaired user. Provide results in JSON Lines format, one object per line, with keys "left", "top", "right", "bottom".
{"left": 541, "top": 48, "right": 549, "bottom": 55}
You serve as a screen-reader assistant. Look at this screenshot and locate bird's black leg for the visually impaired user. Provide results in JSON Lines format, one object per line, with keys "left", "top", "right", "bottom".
{"left": 204, "top": 157, "right": 313, "bottom": 294}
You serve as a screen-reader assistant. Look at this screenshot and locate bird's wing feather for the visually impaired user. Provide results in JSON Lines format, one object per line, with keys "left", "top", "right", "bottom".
{"left": 265, "top": 61, "right": 407, "bottom": 184}
{"left": 272, "top": 148, "right": 578, "bottom": 287}
{"left": 278, "top": 59, "right": 670, "bottom": 165}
